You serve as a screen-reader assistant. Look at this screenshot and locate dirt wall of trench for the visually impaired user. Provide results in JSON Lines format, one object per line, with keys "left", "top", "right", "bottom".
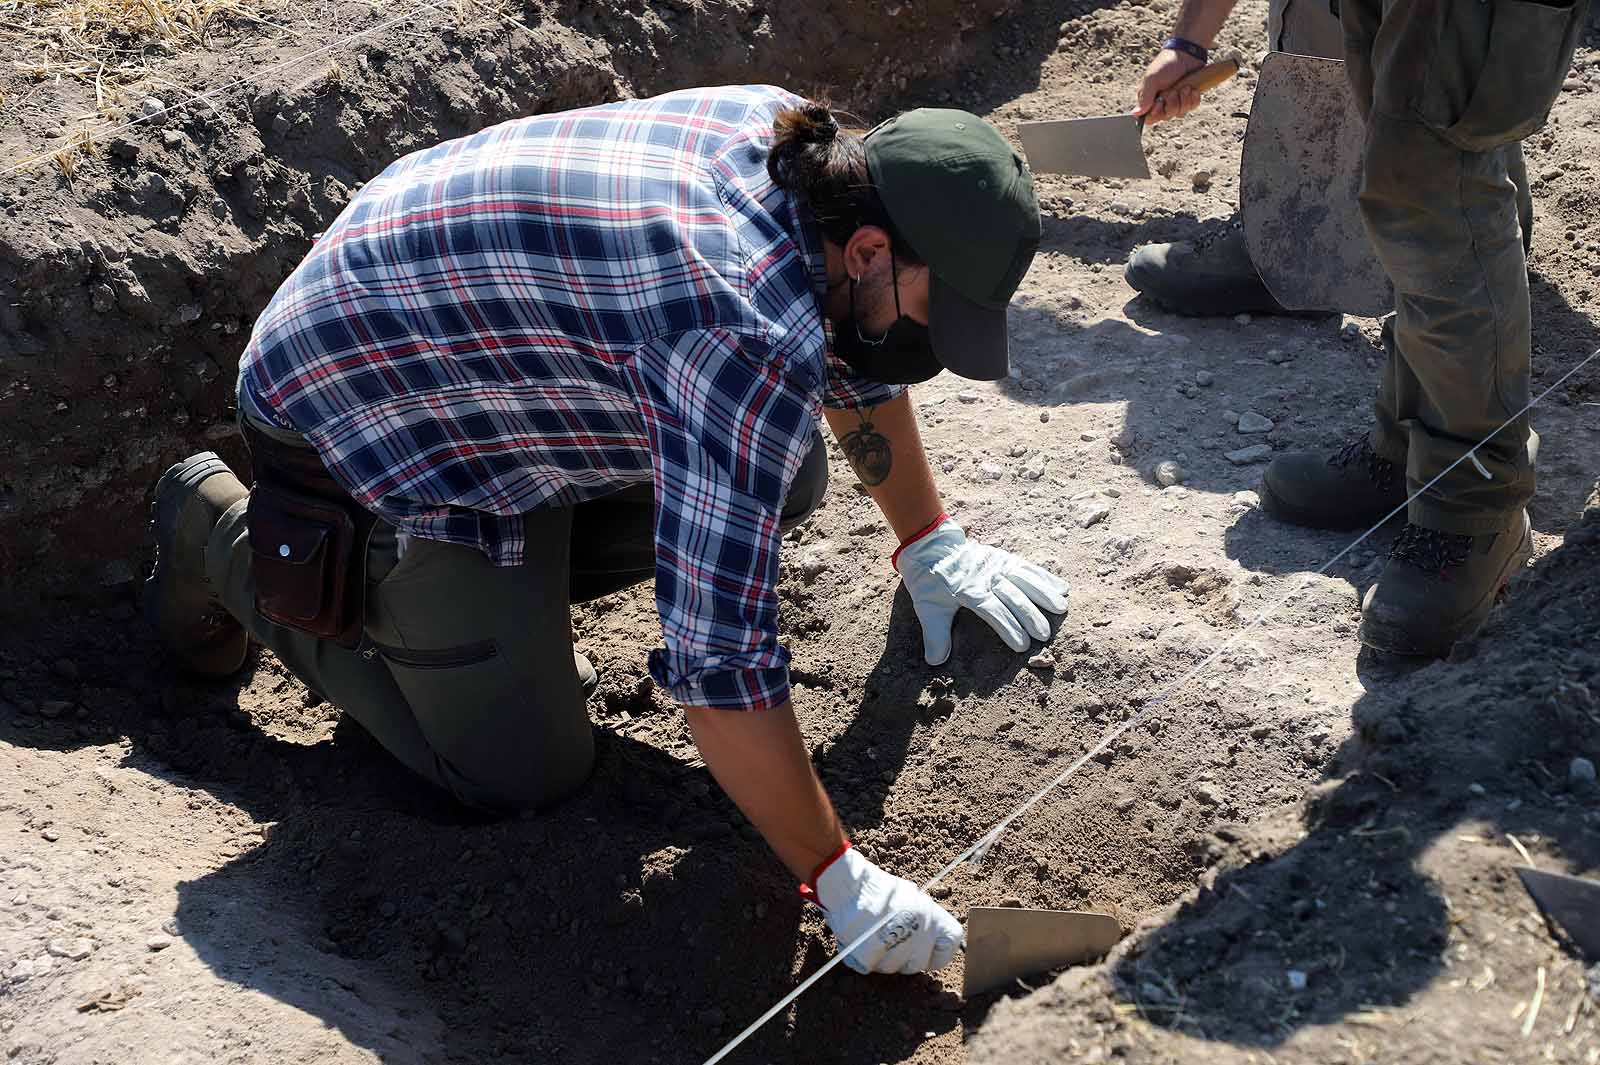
{"left": 0, "top": 0, "right": 1022, "bottom": 613}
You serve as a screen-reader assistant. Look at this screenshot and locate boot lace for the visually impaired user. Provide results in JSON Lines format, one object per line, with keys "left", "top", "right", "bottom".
{"left": 1331, "top": 437, "right": 1399, "bottom": 489}
{"left": 1388, "top": 523, "right": 1473, "bottom": 574}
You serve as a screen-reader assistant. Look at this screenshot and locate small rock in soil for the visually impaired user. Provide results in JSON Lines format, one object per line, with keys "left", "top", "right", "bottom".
{"left": 138, "top": 97, "right": 168, "bottom": 123}
{"left": 1154, "top": 460, "right": 1185, "bottom": 487}
{"left": 1231, "top": 490, "right": 1260, "bottom": 508}
{"left": 1195, "top": 370, "right": 1215, "bottom": 387}
{"left": 41, "top": 828, "right": 60, "bottom": 842}
{"left": 799, "top": 551, "right": 829, "bottom": 582}
{"left": 146, "top": 935, "right": 172, "bottom": 952}
{"left": 47, "top": 938, "right": 93, "bottom": 960}
{"left": 1038, "top": 410, "right": 1051, "bottom": 423}
{"left": 1234, "top": 313, "right": 1253, "bottom": 326}
{"left": 1192, "top": 784, "right": 1223, "bottom": 807}
{"left": 1021, "top": 457, "right": 1046, "bottom": 481}
{"left": 1076, "top": 503, "right": 1111, "bottom": 528}
{"left": 1570, "top": 756, "right": 1596, "bottom": 792}
{"left": 1026, "top": 651, "right": 1056, "bottom": 670}
{"left": 956, "top": 390, "right": 979, "bottom": 404}
{"left": 1226, "top": 444, "right": 1274, "bottom": 465}
{"left": 1236, "top": 411, "right": 1275, "bottom": 434}
{"left": 977, "top": 462, "right": 1005, "bottom": 481}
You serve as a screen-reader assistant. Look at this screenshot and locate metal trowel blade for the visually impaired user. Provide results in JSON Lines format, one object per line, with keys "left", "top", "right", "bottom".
{"left": 962, "top": 907, "right": 1122, "bottom": 997}
{"left": 1517, "top": 867, "right": 1600, "bottom": 959}
{"left": 1018, "top": 114, "right": 1149, "bottom": 179}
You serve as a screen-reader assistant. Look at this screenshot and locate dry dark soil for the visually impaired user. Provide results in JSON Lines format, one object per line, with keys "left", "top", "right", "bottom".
{"left": 3, "top": 2, "right": 1599, "bottom": 1063}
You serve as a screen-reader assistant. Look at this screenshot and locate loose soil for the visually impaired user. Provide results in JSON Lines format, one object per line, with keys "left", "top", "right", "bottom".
{"left": 3, "top": 2, "right": 1600, "bottom": 1064}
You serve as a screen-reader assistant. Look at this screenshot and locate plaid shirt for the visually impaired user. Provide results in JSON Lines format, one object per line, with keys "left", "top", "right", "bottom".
{"left": 238, "top": 85, "right": 902, "bottom": 711}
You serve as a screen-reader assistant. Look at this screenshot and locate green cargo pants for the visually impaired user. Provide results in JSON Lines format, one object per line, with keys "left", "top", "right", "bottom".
{"left": 207, "top": 416, "right": 829, "bottom": 811}
{"left": 1341, "top": 0, "right": 1587, "bottom": 534}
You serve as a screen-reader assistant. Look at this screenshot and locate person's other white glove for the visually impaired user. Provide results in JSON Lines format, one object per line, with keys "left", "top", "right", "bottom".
{"left": 892, "top": 515, "right": 1071, "bottom": 666}
{"left": 806, "top": 843, "right": 963, "bottom": 975}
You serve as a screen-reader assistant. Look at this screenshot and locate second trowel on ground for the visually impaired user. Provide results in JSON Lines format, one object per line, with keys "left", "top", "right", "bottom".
{"left": 962, "top": 907, "right": 1122, "bottom": 997}
{"left": 1018, "top": 58, "right": 1240, "bottom": 178}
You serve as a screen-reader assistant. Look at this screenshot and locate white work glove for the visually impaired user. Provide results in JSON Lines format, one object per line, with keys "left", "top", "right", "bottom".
{"left": 807, "top": 843, "right": 963, "bottom": 975}
{"left": 892, "top": 516, "right": 1071, "bottom": 666}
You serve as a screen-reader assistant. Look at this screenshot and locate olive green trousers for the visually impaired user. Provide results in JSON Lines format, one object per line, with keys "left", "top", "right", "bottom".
{"left": 1341, "top": 0, "right": 1587, "bottom": 534}
{"left": 208, "top": 415, "right": 828, "bottom": 811}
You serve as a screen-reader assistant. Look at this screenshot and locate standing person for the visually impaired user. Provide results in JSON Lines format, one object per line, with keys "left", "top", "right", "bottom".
{"left": 1124, "top": 0, "right": 1533, "bottom": 317}
{"left": 143, "top": 86, "right": 1069, "bottom": 976}
{"left": 1134, "top": 0, "right": 1588, "bottom": 656}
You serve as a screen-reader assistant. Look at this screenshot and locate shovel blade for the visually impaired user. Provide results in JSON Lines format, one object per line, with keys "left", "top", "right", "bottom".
{"left": 1517, "top": 867, "right": 1600, "bottom": 959}
{"left": 1018, "top": 115, "right": 1149, "bottom": 179}
{"left": 962, "top": 907, "right": 1122, "bottom": 997}
{"left": 1240, "top": 52, "right": 1393, "bottom": 315}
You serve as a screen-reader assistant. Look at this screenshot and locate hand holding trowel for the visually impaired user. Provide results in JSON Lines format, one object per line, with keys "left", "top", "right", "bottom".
{"left": 1019, "top": 57, "right": 1241, "bottom": 178}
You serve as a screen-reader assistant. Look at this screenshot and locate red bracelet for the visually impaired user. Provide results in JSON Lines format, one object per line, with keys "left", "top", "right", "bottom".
{"left": 796, "top": 838, "right": 853, "bottom": 905}
{"left": 890, "top": 512, "right": 950, "bottom": 570}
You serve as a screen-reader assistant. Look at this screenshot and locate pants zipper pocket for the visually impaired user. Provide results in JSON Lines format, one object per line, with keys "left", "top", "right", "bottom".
{"left": 373, "top": 638, "right": 499, "bottom": 670}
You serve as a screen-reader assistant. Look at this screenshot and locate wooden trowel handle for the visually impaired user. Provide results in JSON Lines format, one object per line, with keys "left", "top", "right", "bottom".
{"left": 1169, "top": 57, "right": 1241, "bottom": 95}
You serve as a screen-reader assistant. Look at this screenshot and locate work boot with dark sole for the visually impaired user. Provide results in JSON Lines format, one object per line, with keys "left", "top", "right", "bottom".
{"left": 1124, "top": 218, "right": 1330, "bottom": 318}
{"left": 143, "top": 452, "right": 250, "bottom": 677}
{"left": 1261, "top": 429, "right": 1540, "bottom": 531}
{"left": 1358, "top": 511, "right": 1533, "bottom": 658}
{"left": 1260, "top": 436, "right": 1407, "bottom": 530}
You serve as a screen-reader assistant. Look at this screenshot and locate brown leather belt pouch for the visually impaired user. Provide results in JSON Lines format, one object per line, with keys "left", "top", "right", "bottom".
{"left": 243, "top": 423, "right": 375, "bottom": 649}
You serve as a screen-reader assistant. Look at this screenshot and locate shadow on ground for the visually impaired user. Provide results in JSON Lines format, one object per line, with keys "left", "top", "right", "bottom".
{"left": 3, "top": 573, "right": 1060, "bottom": 1063}
{"left": 1101, "top": 491, "right": 1600, "bottom": 1046}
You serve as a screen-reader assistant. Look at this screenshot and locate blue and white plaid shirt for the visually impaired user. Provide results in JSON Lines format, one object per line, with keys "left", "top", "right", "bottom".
{"left": 238, "top": 85, "right": 902, "bottom": 711}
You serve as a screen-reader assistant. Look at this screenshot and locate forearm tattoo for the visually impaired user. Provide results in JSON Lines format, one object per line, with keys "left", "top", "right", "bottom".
{"left": 841, "top": 409, "right": 893, "bottom": 487}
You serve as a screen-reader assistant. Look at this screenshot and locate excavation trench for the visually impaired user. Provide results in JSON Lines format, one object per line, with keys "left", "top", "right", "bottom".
{"left": 0, "top": 0, "right": 1020, "bottom": 612}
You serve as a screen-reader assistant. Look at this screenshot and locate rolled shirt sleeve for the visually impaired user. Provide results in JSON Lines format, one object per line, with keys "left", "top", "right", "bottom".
{"left": 821, "top": 350, "right": 907, "bottom": 411}
{"left": 626, "top": 329, "right": 818, "bottom": 710}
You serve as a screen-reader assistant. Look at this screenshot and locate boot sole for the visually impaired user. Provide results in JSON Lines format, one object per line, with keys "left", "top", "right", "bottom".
{"left": 1358, "top": 518, "right": 1534, "bottom": 658}
{"left": 143, "top": 453, "right": 249, "bottom": 677}
{"left": 1258, "top": 478, "right": 1407, "bottom": 531}
{"left": 1126, "top": 271, "right": 1331, "bottom": 320}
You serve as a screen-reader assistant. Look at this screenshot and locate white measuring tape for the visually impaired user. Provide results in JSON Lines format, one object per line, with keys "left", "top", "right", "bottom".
{"left": 703, "top": 345, "right": 1600, "bottom": 1064}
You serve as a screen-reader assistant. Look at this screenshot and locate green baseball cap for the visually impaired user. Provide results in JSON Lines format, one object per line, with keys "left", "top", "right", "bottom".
{"left": 866, "top": 108, "right": 1040, "bottom": 382}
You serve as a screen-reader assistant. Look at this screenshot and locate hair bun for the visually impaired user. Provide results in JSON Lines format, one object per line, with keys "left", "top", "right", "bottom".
{"left": 795, "top": 101, "right": 838, "bottom": 142}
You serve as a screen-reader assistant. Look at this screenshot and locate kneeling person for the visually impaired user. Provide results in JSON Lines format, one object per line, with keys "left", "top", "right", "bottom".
{"left": 144, "top": 86, "right": 1069, "bottom": 976}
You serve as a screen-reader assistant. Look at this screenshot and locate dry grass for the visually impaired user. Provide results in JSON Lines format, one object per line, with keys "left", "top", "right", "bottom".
{"left": 1, "top": 0, "right": 286, "bottom": 98}
{"left": 49, "top": 123, "right": 95, "bottom": 185}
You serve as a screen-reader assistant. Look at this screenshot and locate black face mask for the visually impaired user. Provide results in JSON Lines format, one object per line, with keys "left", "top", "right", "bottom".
{"left": 829, "top": 256, "right": 943, "bottom": 386}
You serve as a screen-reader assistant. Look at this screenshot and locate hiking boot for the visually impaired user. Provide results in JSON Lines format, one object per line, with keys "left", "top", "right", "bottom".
{"left": 1260, "top": 436, "right": 1407, "bottom": 530}
{"left": 143, "top": 452, "right": 250, "bottom": 677}
{"left": 1358, "top": 512, "right": 1533, "bottom": 657}
{"left": 1125, "top": 217, "right": 1328, "bottom": 318}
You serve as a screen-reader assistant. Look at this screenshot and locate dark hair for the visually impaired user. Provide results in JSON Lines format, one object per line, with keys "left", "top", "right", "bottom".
{"left": 767, "top": 100, "right": 924, "bottom": 264}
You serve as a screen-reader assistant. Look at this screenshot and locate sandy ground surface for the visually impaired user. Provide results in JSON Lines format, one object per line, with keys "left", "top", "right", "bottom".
{"left": 3, "top": 1, "right": 1600, "bottom": 1063}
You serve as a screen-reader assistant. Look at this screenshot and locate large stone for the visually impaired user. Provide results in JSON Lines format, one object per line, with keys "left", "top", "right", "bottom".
{"left": 1226, "top": 444, "right": 1274, "bottom": 465}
